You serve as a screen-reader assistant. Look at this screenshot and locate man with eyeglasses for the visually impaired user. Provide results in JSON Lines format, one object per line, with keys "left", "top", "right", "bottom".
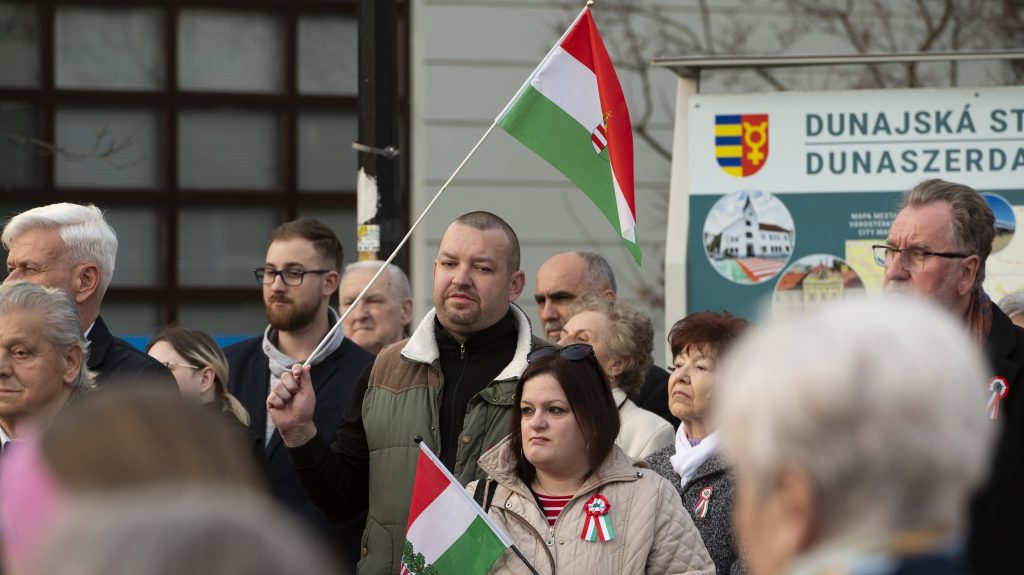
{"left": 267, "top": 211, "right": 549, "bottom": 575}
{"left": 875, "top": 178, "right": 1023, "bottom": 575}
{"left": 224, "top": 218, "right": 374, "bottom": 571}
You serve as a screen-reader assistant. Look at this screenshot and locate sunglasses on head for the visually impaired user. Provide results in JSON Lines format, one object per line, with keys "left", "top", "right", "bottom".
{"left": 527, "top": 343, "right": 596, "bottom": 363}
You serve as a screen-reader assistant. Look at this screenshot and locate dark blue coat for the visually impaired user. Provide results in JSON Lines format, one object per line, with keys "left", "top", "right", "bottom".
{"left": 225, "top": 334, "right": 374, "bottom": 571}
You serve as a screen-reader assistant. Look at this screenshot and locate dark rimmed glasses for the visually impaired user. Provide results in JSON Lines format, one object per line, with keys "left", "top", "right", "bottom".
{"left": 871, "top": 245, "right": 967, "bottom": 272}
{"left": 527, "top": 343, "right": 597, "bottom": 363}
{"left": 254, "top": 267, "right": 331, "bottom": 287}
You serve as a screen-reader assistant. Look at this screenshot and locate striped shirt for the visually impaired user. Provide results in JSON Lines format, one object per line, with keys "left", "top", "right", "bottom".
{"left": 536, "top": 493, "right": 573, "bottom": 527}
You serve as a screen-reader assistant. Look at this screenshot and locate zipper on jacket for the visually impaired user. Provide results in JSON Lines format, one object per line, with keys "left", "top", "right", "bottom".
{"left": 504, "top": 503, "right": 558, "bottom": 570}
{"left": 442, "top": 345, "right": 470, "bottom": 461}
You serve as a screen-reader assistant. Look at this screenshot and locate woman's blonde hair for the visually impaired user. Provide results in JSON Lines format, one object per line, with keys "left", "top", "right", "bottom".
{"left": 147, "top": 326, "right": 250, "bottom": 426}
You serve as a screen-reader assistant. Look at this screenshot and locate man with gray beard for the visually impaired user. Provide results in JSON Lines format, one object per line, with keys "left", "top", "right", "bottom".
{"left": 224, "top": 218, "right": 373, "bottom": 571}
{"left": 874, "top": 179, "right": 1023, "bottom": 575}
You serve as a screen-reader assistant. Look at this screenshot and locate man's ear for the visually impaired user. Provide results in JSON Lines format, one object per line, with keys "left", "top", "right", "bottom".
{"left": 508, "top": 270, "right": 526, "bottom": 302}
{"left": 72, "top": 263, "right": 101, "bottom": 304}
{"left": 958, "top": 255, "right": 981, "bottom": 296}
{"left": 322, "top": 270, "right": 341, "bottom": 297}
{"left": 400, "top": 298, "right": 414, "bottom": 326}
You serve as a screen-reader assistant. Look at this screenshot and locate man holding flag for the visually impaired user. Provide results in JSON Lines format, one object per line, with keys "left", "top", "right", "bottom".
{"left": 270, "top": 4, "right": 638, "bottom": 572}
{"left": 268, "top": 212, "right": 548, "bottom": 574}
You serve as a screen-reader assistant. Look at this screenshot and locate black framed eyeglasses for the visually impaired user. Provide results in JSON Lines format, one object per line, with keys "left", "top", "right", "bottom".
{"left": 254, "top": 267, "right": 331, "bottom": 287}
{"left": 871, "top": 245, "right": 967, "bottom": 272}
{"left": 527, "top": 343, "right": 597, "bottom": 363}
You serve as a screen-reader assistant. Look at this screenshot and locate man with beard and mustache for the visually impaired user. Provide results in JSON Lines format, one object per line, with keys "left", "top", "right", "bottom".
{"left": 876, "top": 179, "right": 1023, "bottom": 575}
{"left": 225, "top": 218, "right": 374, "bottom": 571}
{"left": 266, "top": 211, "right": 548, "bottom": 575}
{"left": 534, "top": 251, "right": 678, "bottom": 427}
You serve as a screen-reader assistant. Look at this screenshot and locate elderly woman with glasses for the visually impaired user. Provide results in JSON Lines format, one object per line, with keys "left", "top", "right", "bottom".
{"left": 645, "top": 311, "right": 751, "bottom": 575}
{"left": 468, "top": 344, "right": 714, "bottom": 575}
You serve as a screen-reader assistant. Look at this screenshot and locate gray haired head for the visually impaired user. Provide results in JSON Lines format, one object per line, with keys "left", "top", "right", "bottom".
{"left": 998, "top": 290, "right": 1024, "bottom": 320}
{"left": 342, "top": 260, "right": 411, "bottom": 300}
{"left": 0, "top": 281, "right": 91, "bottom": 392}
{"left": 1, "top": 203, "right": 118, "bottom": 296}
{"left": 574, "top": 251, "right": 617, "bottom": 294}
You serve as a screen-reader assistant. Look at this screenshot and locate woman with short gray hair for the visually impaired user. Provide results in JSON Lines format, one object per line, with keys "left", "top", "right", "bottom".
{"left": 716, "top": 297, "right": 994, "bottom": 575}
{"left": 558, "top": 294, "right": 673, "bottom": 458}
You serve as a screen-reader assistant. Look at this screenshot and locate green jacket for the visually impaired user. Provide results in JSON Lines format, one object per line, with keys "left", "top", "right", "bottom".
{"left": 358, "top": 304, "right": 544, "bottom": 575}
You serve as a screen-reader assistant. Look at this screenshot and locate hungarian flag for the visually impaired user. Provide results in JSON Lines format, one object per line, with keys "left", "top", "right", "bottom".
{"left": 401, "top": 441, "right": 513, "bottom": 574}
{"left": 497, "top": 8, "right": 641, "bottom": 264}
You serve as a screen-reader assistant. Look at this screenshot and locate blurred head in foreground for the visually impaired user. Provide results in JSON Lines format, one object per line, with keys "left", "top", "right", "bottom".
{"left": 1, "top": 387, "right": 265, "bottom": 574}
{"left": 717, "top": 297, "right": 995, "bottom": 575}
{"left": 31, "top": 488, "right": 339, "bottom": 575}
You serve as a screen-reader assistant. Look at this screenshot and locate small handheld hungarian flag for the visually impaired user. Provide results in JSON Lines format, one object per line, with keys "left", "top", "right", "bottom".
{"left": 496, "top": 7, "right": 641, "bottom": 264}
{"left": 401, "top": 440, "right": 514, "bottom": 575}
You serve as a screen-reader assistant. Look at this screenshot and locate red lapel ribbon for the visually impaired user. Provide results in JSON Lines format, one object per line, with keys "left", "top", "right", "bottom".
{"left": 580, "top": 494, "right": 615, "bottom": 542}
{"left": 693, "top": 486, "right": 714, "bottom": 519}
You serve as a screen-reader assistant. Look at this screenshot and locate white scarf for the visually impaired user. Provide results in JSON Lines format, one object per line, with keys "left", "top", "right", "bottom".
{"left": 261, "top": 309, "right": 346, "bottom": 445}
{"left": 669, "top": 426, "right": 720, "bottom": 490}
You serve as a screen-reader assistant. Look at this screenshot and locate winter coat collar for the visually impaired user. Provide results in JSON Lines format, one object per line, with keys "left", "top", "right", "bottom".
{"left": 401, "top": 303, "right": 534, "bottom": 382}
{"left": 478, "top": 435, "right": 644, "bottom": 503}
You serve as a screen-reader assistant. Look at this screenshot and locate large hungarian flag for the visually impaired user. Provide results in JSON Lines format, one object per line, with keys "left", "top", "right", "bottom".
{"left": 497, "top": 8, "right": 641, "bottom": 264}
{"left": 401, "top": 441, "right": 513, "bottom": 574}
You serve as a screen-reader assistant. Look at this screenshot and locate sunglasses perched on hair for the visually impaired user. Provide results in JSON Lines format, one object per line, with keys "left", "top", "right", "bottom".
{"left": 527, "top": 343, "right": 597, "bottom": 363}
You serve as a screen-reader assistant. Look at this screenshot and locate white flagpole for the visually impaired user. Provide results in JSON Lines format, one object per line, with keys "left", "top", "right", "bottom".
{"left": 303, "top": 121, "right": 500, "bottom": 368}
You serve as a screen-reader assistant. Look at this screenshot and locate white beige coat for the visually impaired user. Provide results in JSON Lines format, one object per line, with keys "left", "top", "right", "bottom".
{"left": 613, "top": 387, "right": 675, "bottom": 459}
{"left": 469, "top": 436, "right": 715, "bottom": 575}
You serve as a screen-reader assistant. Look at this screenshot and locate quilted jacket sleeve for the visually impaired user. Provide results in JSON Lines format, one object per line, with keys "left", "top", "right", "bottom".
{"left": 646, "top": 475, "right": 716, "bottom": 575}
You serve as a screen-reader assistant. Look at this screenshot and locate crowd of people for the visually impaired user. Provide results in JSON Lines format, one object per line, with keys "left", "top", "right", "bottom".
{"left": 0, "top": 178, "right": 1020, "bottom": 575}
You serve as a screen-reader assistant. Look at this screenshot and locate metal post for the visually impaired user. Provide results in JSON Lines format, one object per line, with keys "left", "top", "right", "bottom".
{"left": 356, "top": 0, "right": 401, "bottom": 261}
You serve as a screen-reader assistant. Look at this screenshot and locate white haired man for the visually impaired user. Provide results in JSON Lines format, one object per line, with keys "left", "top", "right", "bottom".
{"left": 718, "top": 297, "right": 995, "bottom": 575}
{"left": 2, "top": 203, "right": 173, "bottom": 387}
{"left": 339, "top": 260, "right": 413, "bottom": 355}
{"left": 876, "top": 179, "right": 1023, "bottom": 574}
{"left": 0, "top": 281, "right": 93, "bottom": 450}
{"left": 535, "top": 250, "right": 677, "bottom": 426}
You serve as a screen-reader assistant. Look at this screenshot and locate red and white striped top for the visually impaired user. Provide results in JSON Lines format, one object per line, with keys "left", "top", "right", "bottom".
{"left": 536, "top": 494, "right": 573, "bottom": 527}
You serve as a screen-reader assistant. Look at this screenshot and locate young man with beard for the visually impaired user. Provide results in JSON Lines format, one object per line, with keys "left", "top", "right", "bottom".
{"left": 877, "top": 179, "right": 1023, "bottom": 575}
{"left": 267, "top": 211, "right": 548, "bottom": 575}
{"left": 225, "top": 218, "right": 374, "bottom": 571}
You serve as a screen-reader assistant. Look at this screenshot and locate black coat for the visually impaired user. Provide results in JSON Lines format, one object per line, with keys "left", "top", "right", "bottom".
{"left": 635, "top": 365, "right": 681, "bottom": 428}
{"left": 225, "top": 334, "right": 374, "bottom": 571}
{"left": 87, "top": 315, "right": 176, "bottom": 387}
{"left": 968, "top": 304, "right": 1024, "bottom": 575}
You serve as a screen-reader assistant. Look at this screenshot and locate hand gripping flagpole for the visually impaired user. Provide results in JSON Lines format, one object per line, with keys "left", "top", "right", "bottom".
{"left": 302, "top": 121, "right": 499, "bottom": 368}
{"left": 303, "top": 2, "right": 595, "bottom": 369}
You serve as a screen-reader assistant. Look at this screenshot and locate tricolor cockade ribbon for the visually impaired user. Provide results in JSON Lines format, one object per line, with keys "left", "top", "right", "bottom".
{"left": 693, "top": 486, "right": 714, "bottom": 519}
{"left": 987, "top": 376, "right": 1010, "bottom": 420}
{"left": 580, "top": 494, "right": 615, "bottom": 542}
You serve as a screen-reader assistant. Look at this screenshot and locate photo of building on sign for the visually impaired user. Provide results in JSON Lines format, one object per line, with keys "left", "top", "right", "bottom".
{"left": 703, "top": 190, "right": 794, "bottom": 285}
{"left": 772, "top": 254, "right": 866, "bottom": 317}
